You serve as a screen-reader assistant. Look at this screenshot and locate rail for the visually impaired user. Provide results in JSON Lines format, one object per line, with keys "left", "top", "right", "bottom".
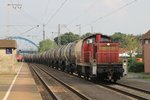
{"left": 29, "top": 64, "right": 57, "bottom": 100}
{"left": 34, "top": 64, "right": 90, "bottom": 100}
{"left": 97, "top": 82, "right": 150, "bottom": 100}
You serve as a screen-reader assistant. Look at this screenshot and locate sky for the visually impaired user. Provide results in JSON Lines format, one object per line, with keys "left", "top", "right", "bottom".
{"left": 0, "top": 0, "right": 150, "bottom": 49}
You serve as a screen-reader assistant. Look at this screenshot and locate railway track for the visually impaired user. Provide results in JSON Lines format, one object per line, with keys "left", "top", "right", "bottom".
{"left": 97, "top": 82, "right": 150, "bottom": 100}
{"left": 29, "top": 63, "right": 90, "bottom": 100}
{"left": 116, "top": 82, "right": 150, "bottom": 95}
{"left": 29, "top": 64, "right": 58, "bottom": 100}
{"left": 51, "top": 64, "right": 150, "bottom": 99}
{"left": 29, "top": 63, "right": 150, "bottom": 100}
{"left": 45, "top": 64, "right": 150, "bottom": 99}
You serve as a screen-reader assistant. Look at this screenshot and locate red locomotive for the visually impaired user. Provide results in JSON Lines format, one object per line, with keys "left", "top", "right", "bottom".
{"left": 24, "top": 33, "right": 124, "bottom": 82}
{"left": 16, "top": 53, "right": 23, "bottom": 62}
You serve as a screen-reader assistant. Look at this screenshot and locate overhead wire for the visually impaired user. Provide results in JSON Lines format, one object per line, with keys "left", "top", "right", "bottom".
{"left": 20, "top": 25, "right": 39, "bottom": 35}
{"left": 10, "top": 0, "right": 15, "bottom": 8}
{"left": 45, "top": 0, "right": 68, "bottom": 26}
{"left": 20, "top": 9, "right": 42, "bottom": 25}
{"left": 40, "top": 0, "right": 51, "bottom": 23}
{"left": 8, "top": 1, "right": 42, "bottom": 25}
{"left": 65, "top": 0, "right": 99, "bottom": 32}
{"left": 82, "top": 0, "right": 138, "bottom": 28}
{"left": 0, "top": 25, "right": 39, "bottom": 27}
{"left": 67, "top": 0, "right": 99, "bottom": 27}
{"left": 7, "top": 0, "right": 68, "bottom": 38}
{"left": 5, "top": 5, "right": 42, "bottom": 35}
{"left": 9, "top": 0, "right": 42, "bottom": 25}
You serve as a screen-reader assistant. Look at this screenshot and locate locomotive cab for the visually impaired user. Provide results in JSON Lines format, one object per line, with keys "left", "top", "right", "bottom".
{"left": 81, "top": 34, "right": 124, "bottom": 81}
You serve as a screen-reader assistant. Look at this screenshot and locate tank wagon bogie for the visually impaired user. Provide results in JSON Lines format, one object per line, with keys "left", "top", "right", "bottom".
{"left": 24, "top": 33, "right": 124, "bottom": 82}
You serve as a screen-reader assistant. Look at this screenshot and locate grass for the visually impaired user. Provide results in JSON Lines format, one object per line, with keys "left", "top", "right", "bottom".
{"left": 127, "top": 72, "right": 150, "bottom": 80}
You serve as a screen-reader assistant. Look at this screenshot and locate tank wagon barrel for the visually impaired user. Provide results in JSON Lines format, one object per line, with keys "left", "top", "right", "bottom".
{"left": 24, "top": 33, "right": 125, "bottom": 82}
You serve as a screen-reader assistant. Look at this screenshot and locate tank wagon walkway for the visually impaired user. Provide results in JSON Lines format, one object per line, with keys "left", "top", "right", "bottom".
{"left": 1, "top": 63, "right": 42, "bottom": 100}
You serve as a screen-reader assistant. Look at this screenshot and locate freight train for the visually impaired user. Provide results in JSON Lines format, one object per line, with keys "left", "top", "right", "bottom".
{"left": 24, "top": 33, "right": 125, "bottom": 82}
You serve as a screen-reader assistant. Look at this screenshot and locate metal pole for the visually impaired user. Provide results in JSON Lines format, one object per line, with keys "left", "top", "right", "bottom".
{"left": 76, "top": 24, "right": 81, "bottom": 35}
{"left": 91, "top": 25, "right": 93, "bottom": 34}
{"left": 43, "top": 24, "right": 45, "bottom": 40}
{"left": 79, "top": 24, "right": 81, "bottom": 35}
{"left": 58, "top": 24, "right": 61, "bottom": 46}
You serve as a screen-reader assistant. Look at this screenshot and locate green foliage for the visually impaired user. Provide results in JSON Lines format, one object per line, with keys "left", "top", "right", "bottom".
{"left": 38, "top": 39, "right": 58, "bottom": 52}
{"left": 124, "top": 35, "right": 139, "bottom": 52}
{"left": 111, "top": 32, "right": 126, "bottom": 47}
{"left": 111, "top": 32, "right": 142, "bottom": 58}
{"left": 81, "top": 32, "right": 92, "bottom": 39}
{"left": 128, "top": 61, "right": 144, "bottom": 72}
{"left": 136, "top": 54, "right": 142, "bottom": 58}
{"left": 123, "top": 35, "right": 143, "bottom": 72}
{"left": 54, "top": 32, "right": 80, "bottom": 45}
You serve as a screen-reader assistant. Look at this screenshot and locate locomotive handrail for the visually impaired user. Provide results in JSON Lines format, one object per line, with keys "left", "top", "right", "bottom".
{"left": 83, "top": 51, "right": 92, "bottom": 63}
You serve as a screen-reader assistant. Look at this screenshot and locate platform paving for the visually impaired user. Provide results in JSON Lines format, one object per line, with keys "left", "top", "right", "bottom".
{"left": 118, "top": 73, "right": 150, "bottom": 92}
{"left": 0, "top": 63, "right": 42, "bottom": 100}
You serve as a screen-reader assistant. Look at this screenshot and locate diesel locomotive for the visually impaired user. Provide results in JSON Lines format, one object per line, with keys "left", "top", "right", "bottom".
{"left": 24, "top": 33, "right": 124, "bottom": 82}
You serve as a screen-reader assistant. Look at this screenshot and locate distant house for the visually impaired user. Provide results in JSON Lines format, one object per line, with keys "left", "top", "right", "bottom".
{"left": 0, "top": 40, "right": 17, "bottom": 55}
{"left": 141, "top": 30, "right": 150, "bottom": 73}
{"left": 0, "top": 40, "right": 17, "bottom": 73}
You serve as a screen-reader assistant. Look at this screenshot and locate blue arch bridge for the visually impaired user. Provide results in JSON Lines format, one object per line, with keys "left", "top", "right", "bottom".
{"left": 5, "top": 36, "right": 39, "bottom": 55}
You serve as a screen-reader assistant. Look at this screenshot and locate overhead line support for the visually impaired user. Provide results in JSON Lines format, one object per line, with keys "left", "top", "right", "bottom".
{"left": 43, "top": 24, "right": 45, "bottom": 40}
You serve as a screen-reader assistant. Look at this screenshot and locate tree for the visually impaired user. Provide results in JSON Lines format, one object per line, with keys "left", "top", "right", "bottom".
{"left": 124, "top": 34, "right": 141, "bottom": 58}
{"left": 54, "top": 32, "right": 80, "bottom": 45}
{"left": 135, "top": 34, "right": 142, "bottom": 54}
{"left": 81, "top": 32, "right": 92, "bottom": 39}
{"left": 111, "top": 32, "right": 126, "bottom": 48}
{"left": 38, "top": 39, "right": 58, "bottom": 52}
{"left": 111, "top": 32, "right": 142, "bottom": 57}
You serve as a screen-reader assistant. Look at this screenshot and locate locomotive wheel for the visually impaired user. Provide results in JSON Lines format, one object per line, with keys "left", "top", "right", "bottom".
{"left": 112, "top": 79, "right": 117, "bottom": 83}
{"left": 84, "top": 76, "right": 89, "bottom": 80}
{"left": 77, "top": 66, "right": 81, "bottom": 77}
{"left": 78, "top": 73, "right": 81, "bottom": 77}
{"left": 66, "top": 67, "right": 70, "bottom": 73}
{"left": 70, "top": 67, "right": 75, "bottom": 75}
{"left": 90, "top": 77, "right": 96, "bottom": 82}
{"left": 61, "top": 67, "right": 65, "bottom": 71}
{"left": 77, "top": 69, "right": 81, "bottom": 77}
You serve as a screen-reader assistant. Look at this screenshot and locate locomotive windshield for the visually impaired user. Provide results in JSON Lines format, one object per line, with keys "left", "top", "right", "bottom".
{"left": 101, "top": 36, "right": 111, "bottom": 42}
{"left": 86, "top": 38, "right": 95, "bottom": 44}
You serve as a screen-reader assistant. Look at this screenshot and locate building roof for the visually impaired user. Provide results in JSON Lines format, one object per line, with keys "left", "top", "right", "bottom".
{"left": 0, "top": 40, "right": 17, "bottom": 48}
{"left": 141, "top": 30, "right": 150, "bottom": 39}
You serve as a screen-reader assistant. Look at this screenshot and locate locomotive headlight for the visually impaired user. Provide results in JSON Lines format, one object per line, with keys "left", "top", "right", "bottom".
{"left": 107, "top": 43, "right": 110, "bottom": 46}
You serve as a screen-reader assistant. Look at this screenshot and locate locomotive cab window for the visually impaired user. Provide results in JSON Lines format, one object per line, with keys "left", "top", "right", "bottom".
{"left": 101, "top": 36, "right": 111, "bottom": 42}
{"left": 87, "top": 38, "right": 94, "bottom": 44}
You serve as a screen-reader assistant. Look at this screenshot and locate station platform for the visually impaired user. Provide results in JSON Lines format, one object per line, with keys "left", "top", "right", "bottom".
{"left": 2, "top": 63, "right": 42, "bottom": 100}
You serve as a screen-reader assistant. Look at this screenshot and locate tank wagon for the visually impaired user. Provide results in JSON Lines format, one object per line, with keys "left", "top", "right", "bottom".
{"left": 24, "top": 33, "right": 124, "bottom": 82}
